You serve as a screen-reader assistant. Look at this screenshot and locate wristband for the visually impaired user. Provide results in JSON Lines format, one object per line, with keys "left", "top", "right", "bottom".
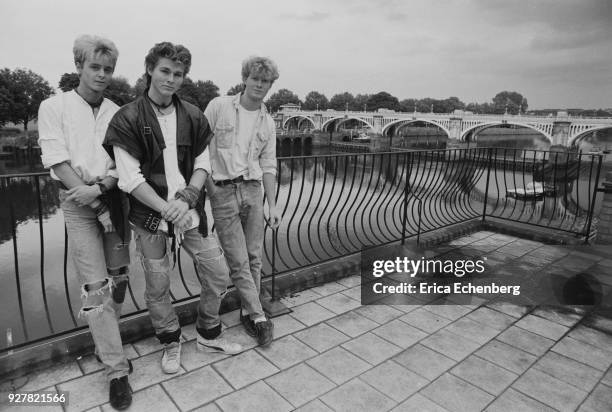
{"left": 96, "top": 182, "right": 109, "bottom": 196}
{"left": 93, "top": 202, "right": 109, "bottom": 217}
{"left": 175, "top": 185, "right": 200, "bottom": 208}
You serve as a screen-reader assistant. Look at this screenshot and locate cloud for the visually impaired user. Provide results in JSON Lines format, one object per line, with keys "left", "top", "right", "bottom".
{"left": 278, "top": 11, "right": 331, "bottom": 22}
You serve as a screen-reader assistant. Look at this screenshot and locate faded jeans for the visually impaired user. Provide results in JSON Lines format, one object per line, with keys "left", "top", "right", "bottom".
{"left": 60, "top": 190, "right": 131, "bottom": 381}
{"left": 132, "top": 224, "right": 230, "bottom": 341}
{"left": 208, "top": 180, "right": 266, "bottom": 320}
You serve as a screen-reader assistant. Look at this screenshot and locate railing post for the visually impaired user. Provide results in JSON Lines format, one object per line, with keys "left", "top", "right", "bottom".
{"left": 401, "top": 152, "right": 411, "bottom": 244}
{"left": 482, "top": 147, "right": 493, "bottom": 222}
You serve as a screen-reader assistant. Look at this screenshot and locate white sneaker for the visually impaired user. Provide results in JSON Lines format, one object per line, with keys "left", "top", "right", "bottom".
{"left": 197, "top": 333, "right": 243, "bottom": 355}
{"left": 161, "top": 341, "right": 181, "bottom": 374}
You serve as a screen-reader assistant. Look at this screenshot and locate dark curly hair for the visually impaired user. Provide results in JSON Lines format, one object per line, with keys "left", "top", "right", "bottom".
{"left": 144, "top": 42, "right": 191, "bottom": 87}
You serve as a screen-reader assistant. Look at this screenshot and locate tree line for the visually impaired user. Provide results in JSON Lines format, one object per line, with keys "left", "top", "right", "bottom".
{"left": 2, "top": 66, "right": 609, "bottom": 135}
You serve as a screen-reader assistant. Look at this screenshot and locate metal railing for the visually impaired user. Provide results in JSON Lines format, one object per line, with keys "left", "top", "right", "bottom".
{"left": 0, "top": 148, "right": 603, "bottom": 352}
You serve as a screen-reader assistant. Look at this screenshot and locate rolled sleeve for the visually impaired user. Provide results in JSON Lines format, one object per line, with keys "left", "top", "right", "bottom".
{"left": 113, "top": 146, "right": 145, "bottom": 193}
{"left": 194, "top": 147, "right": 211, "bottom": 175}
{"left": 260, "top": 121, "right": 277, "bottom": 176}
{"left": 38, "top": 99, "right": 70, "bottom": 168}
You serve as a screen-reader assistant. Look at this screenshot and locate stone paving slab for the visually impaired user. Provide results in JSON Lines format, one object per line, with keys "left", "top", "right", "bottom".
{"left": 421, "top": 328, "right": 483, "bottom": 361}
{"left": 306, "top": 346, "right": 371, "bottom": 385}
{"left": 532, "top": 306, "right": 585, "bottom": 327}
{"left": 465, "top": 306, "right": 516, "bottom": 331}
{"left": 393, "top": 344, "right": 457, "bottom": 381}
{"left": 578, "top": 382, "right": 612, "bottom": 412}
{"left": 391, "top": 393, "right": 449, "bottom": 412}
{"left": 162, "top": 366, "right": 232, "bottom": 410}
{"left": 513, "top": 368, "right": 588, "bottom": 412}
{"left": 515, "top": 314, "right": 570, "bottom": 340}
{"left": 215, "top": 381, "right": 292, "bottom": 412}
{"left": 399, "top": 307, "right": 453, "bottom": 333}
{"left": 474, "top": 339, "right": 538, "bottom": 375}
{"left": 265, "top": 363, "right": 335, "bottom": 408}
{"left": 486, "top": 388, "right": 556, "bottom": 412}
{"left": 293, "top": 322, "right": 351, "bottom": 353}
{"left": 421, "top": 373, "right": 495, "bottom": 412}
{"left": 326, "top": 311, "right": 379, "bottom": 337}
{"left": 255, "top": 335, "right": 317, "bottom": 370}
{"left": 279, "top": 288, "right": 323, "bottom": 308}
{"left": 361, "top": 360, "right": 428, "bottom": 402}
{"left": 444, "top": 316, "right": 500, "bottom": 345}
{"left": 497, "top": 325, "right": 556, "bottom": 356}
{"left": 450, "top": 355, "right": 518, "bottom": 396}
{"left": 551, "top": 336, "right": 612, "bottom": 371}
{"left": 341, "top": 332, "right": 403, "bottom": 365}
{"left": 212, "top": 350, "right": 278, "bottom": 389}
{"left": 372, "top": 319, "right": 428, "bottom": 348}
{"left": 316, "top": 292, "right": 361, "bottom": 314}
{"left": 319, "top": 378, "right": 396, "bottom": 412}
{"left": 290, "top": 301, "right": 337, "bottom": 326}
{"left": 533, "top": 351, "right": 603, "bottom": 392}
{"left": 354, "top": 304, "right": 404, "bottom": 324}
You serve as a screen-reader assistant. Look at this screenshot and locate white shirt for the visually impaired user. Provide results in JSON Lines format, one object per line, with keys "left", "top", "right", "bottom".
{"left": 37, "top": 90, "right": 119, "bottom": 182}
{"left": 113, "top": 108, "right": 208, "bottom": 231}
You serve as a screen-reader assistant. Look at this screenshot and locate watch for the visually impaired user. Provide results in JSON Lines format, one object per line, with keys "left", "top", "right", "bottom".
{"left": 96, "top": 182, "right": 109, "bottom": 195}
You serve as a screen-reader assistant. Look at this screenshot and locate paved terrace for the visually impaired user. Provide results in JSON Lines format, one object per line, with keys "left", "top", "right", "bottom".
{"left": 1, "top": 231, "right": 611, "bottom": 412}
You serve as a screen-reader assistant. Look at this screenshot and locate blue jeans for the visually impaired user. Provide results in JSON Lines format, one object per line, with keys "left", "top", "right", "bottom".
{"left": 209, "top": 180, "right": 266, "bottom": 320}
{"left": 132, "top": 224, "right": 230, "bottom": 340}
{"left": 60, "top": 190, "right": 131, "bottom": 381}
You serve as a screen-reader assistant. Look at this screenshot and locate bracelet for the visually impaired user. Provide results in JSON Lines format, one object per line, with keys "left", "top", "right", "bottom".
{"left": 93, "top": 202, "right": 109, "bottom": 217}
{"left": 175, "top": 185, "right": 200, "bottom": 208}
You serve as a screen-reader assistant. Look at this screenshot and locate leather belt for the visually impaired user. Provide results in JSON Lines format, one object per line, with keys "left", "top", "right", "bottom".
{"left": 214, "top": 175, "right": 246, "bottom": 186}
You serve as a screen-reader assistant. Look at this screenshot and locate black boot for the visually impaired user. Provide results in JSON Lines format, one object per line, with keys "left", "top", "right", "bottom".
{"left": 109, "top": 375, "right": 132, "bottom": 410}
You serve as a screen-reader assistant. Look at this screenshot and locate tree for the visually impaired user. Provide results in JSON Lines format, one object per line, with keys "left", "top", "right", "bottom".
{"left": 492, "top": 91, "right": 528, "bottom": 114}
{"left": 177, "top": 78, "right": 220, "bottom": 111}
{"left": 366, "top": 91, "right": 400, "bottom": 112}
{"left": 133, "top": 76, "right": 147, "bottom": 97}
{"left": 329, "top": 92, "right": 355, "bottom": 111}
{"left": 0, "top": 68, "right": 54, "bottom": 135}
{"left": 354, "top": 94, "right": 370, "bottom": 111}
{"left": 265, "top": 88, "right": 302, "bottom": 112}
{"left": 227, "top": 83, "right": 244, "bottom": 96}
{"left": 302, "top": 91, "right": 329, "bottom": 110}
{"left": 439, "top": 96, "right": 465, "bottom": 113}
{"left": 104, "top": 76, "right": 136, "bottom": 106}
{"left": 58, "top": 72, "right": 80, "bottom": 91}
{"left": 399, "top": 98, "right": 418, "bottom": 112}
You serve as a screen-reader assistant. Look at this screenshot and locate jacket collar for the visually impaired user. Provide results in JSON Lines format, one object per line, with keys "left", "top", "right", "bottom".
{"left": 231, "top": 92, "right": 268, "bottom": 118}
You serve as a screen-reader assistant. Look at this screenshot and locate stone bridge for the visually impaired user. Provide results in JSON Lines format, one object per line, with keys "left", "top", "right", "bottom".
{"left": 277, "top": 108, "right": 612, "bottom": 147}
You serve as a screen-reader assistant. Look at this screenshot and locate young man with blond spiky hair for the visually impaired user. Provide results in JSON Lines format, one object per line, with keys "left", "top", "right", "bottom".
{"left": 38, "top": 35, "right": 132, "bottom": 410}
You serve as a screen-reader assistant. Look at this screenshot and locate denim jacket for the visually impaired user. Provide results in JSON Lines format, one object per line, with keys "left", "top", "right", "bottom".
{"left": 204, "top": 94, "right": 276, "bottom": 181}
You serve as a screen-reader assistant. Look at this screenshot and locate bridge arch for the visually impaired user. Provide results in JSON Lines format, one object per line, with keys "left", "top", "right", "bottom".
{"left": 381, "top": 119, "right": 451, "bottom": 138}
{"left": 569, "top": 125, "right": 612, "bottom": 147}
{"left": 282, "top": 115, "right": 316, "bottom": 130}
{"left": 321, "top": 116, "right": 374, "bottom": 132}
{"left": 460, "top": 121, "right": 553, "bottom": 143}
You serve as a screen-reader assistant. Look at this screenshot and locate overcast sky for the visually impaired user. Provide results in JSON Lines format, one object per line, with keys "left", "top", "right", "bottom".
{"left": 1, "top": 0, "right": 611, "bottom": 109}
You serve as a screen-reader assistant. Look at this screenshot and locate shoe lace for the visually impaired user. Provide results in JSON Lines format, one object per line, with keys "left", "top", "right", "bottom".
{"left": 165, "top": 342, "right": 180, "bottom": 362}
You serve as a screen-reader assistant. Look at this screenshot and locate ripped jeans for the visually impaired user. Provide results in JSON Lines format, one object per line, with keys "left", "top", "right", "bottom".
{"left": 60, "top": 190, "right": 131, "bottom": 381}
{"left": 132, "top": 224, "right": 230, "bottom": 342}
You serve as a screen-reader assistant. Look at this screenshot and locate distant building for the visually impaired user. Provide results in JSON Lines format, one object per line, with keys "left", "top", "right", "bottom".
{"left": 279, "top": 103, "right": 301, "bottom": 113}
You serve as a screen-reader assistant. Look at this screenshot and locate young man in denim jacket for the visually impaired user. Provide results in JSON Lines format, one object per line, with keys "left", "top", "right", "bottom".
{"left": 204, "top": 56, "right": 281, "bottom": 346}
